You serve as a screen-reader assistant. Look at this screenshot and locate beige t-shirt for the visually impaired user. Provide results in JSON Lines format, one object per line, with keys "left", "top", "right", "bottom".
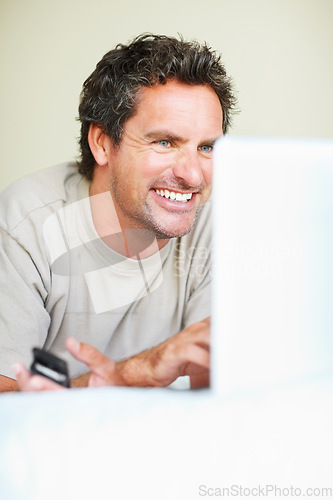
{"left": 0, "top": 163, "right": 211, "bottom": 379}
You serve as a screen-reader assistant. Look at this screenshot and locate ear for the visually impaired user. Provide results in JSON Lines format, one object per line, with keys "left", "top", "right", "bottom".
{"left": 88, "top": 124, "right": 112, "bottom": 166}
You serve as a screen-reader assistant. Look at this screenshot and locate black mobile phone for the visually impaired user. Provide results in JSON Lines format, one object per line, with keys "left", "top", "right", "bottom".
{"left": 30, "top": 348, "right": 70, "bottom": 388}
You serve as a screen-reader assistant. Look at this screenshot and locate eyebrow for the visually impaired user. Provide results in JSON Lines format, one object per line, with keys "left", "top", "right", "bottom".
{"left": 144, "top": 130, "right": 221, "bottom": 145}
{"left": 144, "top": 131, "right": 184, "bottom": 143}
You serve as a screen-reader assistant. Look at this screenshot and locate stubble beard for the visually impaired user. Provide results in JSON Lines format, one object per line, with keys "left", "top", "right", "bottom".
{"left": 141, "top": 200, "right": 202, "bottom": 240}
{"left": 110, "top": 177, "right": 202, "bottom": 240}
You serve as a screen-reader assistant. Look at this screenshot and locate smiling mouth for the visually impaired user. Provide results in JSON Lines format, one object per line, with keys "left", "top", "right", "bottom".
{"left": 154, "top": 189, "right": 193, "bottom": 203}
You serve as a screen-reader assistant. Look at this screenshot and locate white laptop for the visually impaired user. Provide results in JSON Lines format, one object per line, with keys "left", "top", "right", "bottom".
{"left": 212, "top": 136, "right": 333, "bottom": 395}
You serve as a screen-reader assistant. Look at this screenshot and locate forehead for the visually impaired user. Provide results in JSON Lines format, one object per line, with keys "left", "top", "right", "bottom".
{"left": 128, "top": 80, "right": 223, "bottom": 138}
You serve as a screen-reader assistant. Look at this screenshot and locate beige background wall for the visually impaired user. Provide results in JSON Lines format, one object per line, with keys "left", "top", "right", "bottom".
{"left": 0, "top": 0, "right": 332, "bottom": 189}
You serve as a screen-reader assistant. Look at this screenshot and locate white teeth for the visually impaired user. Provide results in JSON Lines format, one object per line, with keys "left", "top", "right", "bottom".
{"left": 155, "top": 189, "right": 193, "bottom": 203}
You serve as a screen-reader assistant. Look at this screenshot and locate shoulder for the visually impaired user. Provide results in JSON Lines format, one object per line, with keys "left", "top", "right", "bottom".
{"left": 0, "top": 162, "right": 87, "bottom": 233}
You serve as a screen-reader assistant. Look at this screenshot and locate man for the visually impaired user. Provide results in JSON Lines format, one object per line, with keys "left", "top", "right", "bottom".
{"left": 0, "top": 34, "right": 236, "bottom": 392}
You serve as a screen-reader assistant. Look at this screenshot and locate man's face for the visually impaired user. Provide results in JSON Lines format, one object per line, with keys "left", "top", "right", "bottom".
{"left": 104, "top": 80, "right": 223, "bottom": 239}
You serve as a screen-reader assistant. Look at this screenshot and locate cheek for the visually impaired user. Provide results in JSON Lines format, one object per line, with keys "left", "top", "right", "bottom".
{"left": 203, "top": 162, "right": 213, "bottom": 186}
{"left": 143, "top": 151, "right": 178, "bottom": 176}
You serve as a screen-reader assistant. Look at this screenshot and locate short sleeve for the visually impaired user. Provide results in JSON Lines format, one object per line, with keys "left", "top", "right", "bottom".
{"left": 0, "top": 228, "right": 50, "bottom": 378}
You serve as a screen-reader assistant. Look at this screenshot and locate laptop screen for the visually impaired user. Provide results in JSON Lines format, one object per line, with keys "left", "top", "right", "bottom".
{"left": 212, "top": 136, "right": 333, "bottom": 395}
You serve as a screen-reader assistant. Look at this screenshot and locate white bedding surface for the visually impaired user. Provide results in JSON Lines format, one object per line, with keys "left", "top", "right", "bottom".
{"left": 1, "top": 379, "right": 333, "bottom": 500}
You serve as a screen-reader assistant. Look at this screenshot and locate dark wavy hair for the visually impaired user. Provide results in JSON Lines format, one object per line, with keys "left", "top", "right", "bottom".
{"left": 78, "top": 33, "right": 237, "bottom": 180}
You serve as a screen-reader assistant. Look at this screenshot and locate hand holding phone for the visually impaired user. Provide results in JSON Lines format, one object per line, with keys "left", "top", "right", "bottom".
{"left": 30, "top": 348, "right": 70, "bottom": 388}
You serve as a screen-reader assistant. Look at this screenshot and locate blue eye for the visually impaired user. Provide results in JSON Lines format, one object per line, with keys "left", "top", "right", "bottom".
{"left": 158, "top": 140, "right": 170, "bottom": 147}
{"left": 199, "top": 145, "right": 213, "bottom": 152}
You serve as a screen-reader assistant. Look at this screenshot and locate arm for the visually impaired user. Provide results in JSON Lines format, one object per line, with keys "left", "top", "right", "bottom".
{"left": 15, "top": 318, "right": 210, "bottom": 391}
{"left": 0, "top": 375, "right": 19, "bottom": 392}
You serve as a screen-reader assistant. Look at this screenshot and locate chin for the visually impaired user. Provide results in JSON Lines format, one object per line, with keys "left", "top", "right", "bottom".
{"left": 154, "top": 222, "right": 196, "bottom": 239}
{"left": 139, "top": 207, "right": 200, "bottom": 240}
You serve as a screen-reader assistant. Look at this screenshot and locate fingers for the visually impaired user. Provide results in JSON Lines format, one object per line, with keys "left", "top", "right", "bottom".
{"left": 166, "top": 319, "right": 210, "bottom": 367}
{"left": 13, "top": 363, "right": 65, "bottom": 392}
{"left": 179, "top": 318, "right": 210, "bottom": 346}
{"left": 65, "top": 337, "right": 112, "bottom": 375}
{"left": 179, "top": 343, "right": 210, "bottom": 370}
{"left": 65, "top": 337, "right": 126, "bottom": 386}
{"left": 154, "top": 319, "right": 210, "bottom": 383}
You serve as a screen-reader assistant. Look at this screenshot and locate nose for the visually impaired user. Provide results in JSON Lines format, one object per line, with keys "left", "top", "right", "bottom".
{"left": 171, "top": 149, "right": 205, "bottom": 188}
